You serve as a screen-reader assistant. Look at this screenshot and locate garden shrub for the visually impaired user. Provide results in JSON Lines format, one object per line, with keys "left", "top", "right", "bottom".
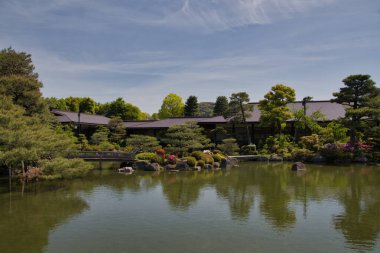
{"left": 136, "top": 152, "right": 157, "bottom": 161}
{"left": 240, "top": 144, "right": 258, "bottom": 155}
{"left": 212, "top": 154, "right": 223, "bottom": 163}
{"left": 292, "top": 148, "right": 315, "bottom": 162}
{"left": 167, "top": 154, "right": 177, "bottom": 165}
{"left": 300, "top": 134, "right": 323, "bottom": 152}
{"left": 320, "top": 143, "right": 353, "bottom": 164}
{"left": 41, "top": 158, "right": 93, "bottom": 179}
{"left": 182, "top": 157, "right": 197, "bottom": 167}
{"left": 197, "top": 160, "right": 205, "bottom": 168}
{"left": 190, "top": 151, "right": 214, "bottom": 164}
{"left": 217, "top": 138, "right": 240, "bottom": 155}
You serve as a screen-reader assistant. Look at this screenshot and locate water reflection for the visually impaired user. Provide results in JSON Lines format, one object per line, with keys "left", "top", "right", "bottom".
{"left": 0, "top": 163, "right": 380, "bottom": 252}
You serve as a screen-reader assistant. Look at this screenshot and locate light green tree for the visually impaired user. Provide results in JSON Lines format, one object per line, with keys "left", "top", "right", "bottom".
{"left": 158, "top": 93, "right": 184, "bottom": 119}
{"left": 259, "top": 84, "right": 296, "bottom": 134}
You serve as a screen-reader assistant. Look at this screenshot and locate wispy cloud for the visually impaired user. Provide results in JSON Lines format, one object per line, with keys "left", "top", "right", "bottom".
{"left": 0, "top": 0, "right": 338, "bottom": 31}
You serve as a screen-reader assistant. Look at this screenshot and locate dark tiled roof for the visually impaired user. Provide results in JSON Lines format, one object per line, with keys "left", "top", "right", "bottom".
{"left": 52, "top": 109, "right": 110, "bottom": 125}
{"left": 126, "top": 101, "right": 346, "bottom": 129}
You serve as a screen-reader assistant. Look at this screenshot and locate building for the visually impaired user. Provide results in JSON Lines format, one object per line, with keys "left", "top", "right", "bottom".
{"left": 53, "top": 101, "right": 346, "bottom": 145}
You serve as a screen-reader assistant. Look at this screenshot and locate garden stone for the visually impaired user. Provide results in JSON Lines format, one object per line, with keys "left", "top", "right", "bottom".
{"left": 176, "top": 161, "right": 190, "bottom": 171}
{"left": 269, "top": 154, "right": 283, "bottom": 162}
{"left": 164, "top": 164, "right": 176, "bottom": 171}
{"left": 134, "top": 160, "right": 150, "bottom": 170}
{"left": 213, "top": 162, "right": 220, "bottom": 169}
{"left": 147, "top": 163, "right": 161, "bottom": 171}
{"left": 291, "top": 162, "right": 306, "bottom": 171}
{"left": 204, "top": 164, "right": 213, "bottom": 170}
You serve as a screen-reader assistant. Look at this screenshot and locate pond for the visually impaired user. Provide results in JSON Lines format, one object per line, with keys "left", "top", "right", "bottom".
{"left": 1, "top": 162, "right": 380, "bottom": 253}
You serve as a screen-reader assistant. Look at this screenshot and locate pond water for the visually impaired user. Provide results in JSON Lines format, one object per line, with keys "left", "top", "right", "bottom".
{"left": 1, "top": 162, "right": 380, "bottom": 253}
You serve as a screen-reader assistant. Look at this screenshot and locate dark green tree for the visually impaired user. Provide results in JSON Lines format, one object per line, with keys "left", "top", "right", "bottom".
{"left": 213, "top": 96, "right": 229, "bottom": 116}
{"left": 226, "top": 92, "right": 253, "bottom": 144}
{"left": 198, "top": 102, "right": 214, "bottom": 117}
{"left": 162, "top": 121, "right": 210, "bottom": 156}
{"left": 0, "top": 47, "right": 38, "bottom": 78}
{"left": 109, "top": 117, "right": 126, "bottom": 145}
{"left": 332, "top": 74, "right": 379, "bottom": 144}
{"left": 125, "top": 135, "right": 161, "bottom": 153}
{"left": 103, "top": 97, "right": 144, "bottom": 120}
{"left": 184, "top": 95, "right": 199, "bottom": 116}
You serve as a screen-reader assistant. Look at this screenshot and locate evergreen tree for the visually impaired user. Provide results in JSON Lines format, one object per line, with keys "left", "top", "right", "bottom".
{"left": 125, "top": 135, "right": 161, "bottom": 153}
{"left": 332, "top": 74, "right": 379, "bottom": 144}
{"left": 213, "top": 96, "right": 229, "bottom": 116}
{"left": 184, "top": 95, "right": 199, "bottom": 116}
{"left": 162, "top": 121, "right": 210, "bottom": 156}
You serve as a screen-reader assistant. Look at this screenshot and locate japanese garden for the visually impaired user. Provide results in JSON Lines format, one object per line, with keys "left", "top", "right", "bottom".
{"left": 1, "top": 48, "right": 380, "bottom": 253}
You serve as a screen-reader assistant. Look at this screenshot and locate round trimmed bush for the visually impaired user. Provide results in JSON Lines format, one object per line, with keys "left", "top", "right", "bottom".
{"left": 136, "top": 152, "right": 157, "bottom": 161}
{"left": 183, "top": 157, "right": 197, "bottom": 167}
{"left": 197, "top": 160, "right": 205, "bottom": 168}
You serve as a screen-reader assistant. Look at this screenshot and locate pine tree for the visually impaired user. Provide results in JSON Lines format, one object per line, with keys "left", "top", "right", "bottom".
{"left": 184, "top": 95, "right": 199, "bottom": 116}
{"left": 213, "top": 96, "right": 229, "bottom": 116}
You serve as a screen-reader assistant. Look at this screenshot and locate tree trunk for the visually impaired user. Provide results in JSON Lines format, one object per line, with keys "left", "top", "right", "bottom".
{"left": 239, "top": 102, "right": 251, "bottom": 144}
{"left": 21, "top": 160, "right": 26, "bottom": 179}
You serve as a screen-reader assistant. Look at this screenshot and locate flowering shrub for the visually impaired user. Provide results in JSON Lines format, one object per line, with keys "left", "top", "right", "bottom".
{"left": 156, "top": 148, "right": 166, "bottom": 158}
{"left": 320, "top": 143, "right": 353, "bottom": 163}
{"left": 167, "top": 154, "right": 177, "bottom": 164}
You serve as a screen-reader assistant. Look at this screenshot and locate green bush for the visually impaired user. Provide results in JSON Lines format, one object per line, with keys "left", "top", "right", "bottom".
{"left": 240, "top": 144, "right": 257, "bottom": 155}
{"left": 300, "top": 134, "right": 323, "bottom": 152}
{"left": 292, "top": 149, "right": 315, "bottom": 162}
{"left": 197, "top": 160, "right": 205, "bottom": 168}
{"left": 190, "top": 151, "right": 214, "bottom": 164}
{"left": 217, "top": 138, "right": 240, "bottom": 155}
{"left": 136, "top": 152, "right": 157, "bottom": 161}
{"left": 212, "top": 154, "right": 222, "bottom": 163}
{"left": 182, "top": 157, "right": 197, "bottom": 167}
{"left": 41, "top": 158, "right": 93, "bottom": 180}
{"left": 320, "top": 144, "right": 353, "bottom": 164}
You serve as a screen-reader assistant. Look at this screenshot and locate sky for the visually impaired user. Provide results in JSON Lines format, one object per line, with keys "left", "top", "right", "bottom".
{"left": 0, "top": 0, "right": 379, "bottom": 114}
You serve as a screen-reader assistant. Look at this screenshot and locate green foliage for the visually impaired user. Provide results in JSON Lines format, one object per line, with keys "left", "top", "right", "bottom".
{"left": 240, "top": 144, "right": 258, "bottom": 155}
{"left": 217, "top": 138, "right": 239, "bottom": 156}
{"left": 212, "top": 154, "right": 222, "bottom": 163}
{"left": 135, "top": 152, "right": 162, "bottom": 164}
{"left": 77, "top": 134, "right": 89, "bottom": 150}
{"left": 40, "top": 158, "right": 93, "bottom": 180}
{"left": 184, "top": 95, "right": 199, "bottom": 116}
{"left": 100, "top": 97, "right": 145, "bottom": 120}
{"left": 262, "top": 134, "right": 294, "bottom": 156}
{"left": 320, "top": 144, "right": 353, "bottom": 164}
{"left": 320, "top": 122, "right": 349, "bottom": 144}
{"left": 190, "top": 151, "right": 214, "bottom": 164}
{"left": 259, "top": 84, "right": 296, "bottom": 134}
{"left": 291, "top": 148, "right": 316, "bottom": 162}
{"left": 90, "top": 126, "right": 110, "bottom": 145}
{"left": 213, "top": 96, "right": 229, "bottom": 116}
{"left": 183, "top": 156, "right": 197, "bottom": 167}
{"left": 0, "top": 47, "right": 38, "bottom": 78}
{"left": 299, "top": 134, "right": 323, "bottom": 152}
{"left": 332, "top": 74, "right": 379, "bottom": 143}
{"left": 196, "top": 160, "right": 205, "bottom": 168}
{"left": 158, "top": 93, "right": 184, "bottom": 119}
{"left": 108, "top": 117, "right": 126, "bottom": 144}
{"left": 162, "top": 121, "right": 210, "bottom": 156}
{"left": 0, "top": 76, "right": 46, "bottom": 115}
{"left": 125, "top": 134, "right": 161, "bottom": 153}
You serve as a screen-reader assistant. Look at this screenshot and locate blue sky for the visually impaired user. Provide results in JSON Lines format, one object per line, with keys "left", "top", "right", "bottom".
{"left": 1, "top": 0, "right": 379, "bottom": 113}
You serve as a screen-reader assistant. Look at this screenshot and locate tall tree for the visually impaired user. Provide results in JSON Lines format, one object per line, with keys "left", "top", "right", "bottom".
{"left": 198, "top": 102, "right": 215, "bottom": 117}
{"left": 332, "top": 74, "right": 379, "bottom": 144}
{"left": 184, "top": 95, "right": 199, "bottom": 116}
{"left": 226, "top": 92, "right": 253, "bottom": 144}
{"left": 103, "top": 97, "right": 144, "bottom": 120}
{"left": 0, "top": 47, "right": 38, "bottom": 78}
{"left": 259, "top": 84, "right": 296, "bottom": 134}
{"left": 158, "top": 93, "right": 184, "bottom": 119}
{"left": 0, "top": 48, "right": 46, "bottom": 115}
{"left": 213, "top": 96, "right": 229, "bottom": 116}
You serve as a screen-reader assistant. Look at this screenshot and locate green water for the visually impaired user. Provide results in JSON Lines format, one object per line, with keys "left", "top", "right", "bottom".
{"left": 1, "top": 162, "right": 380, "bottom": 253}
